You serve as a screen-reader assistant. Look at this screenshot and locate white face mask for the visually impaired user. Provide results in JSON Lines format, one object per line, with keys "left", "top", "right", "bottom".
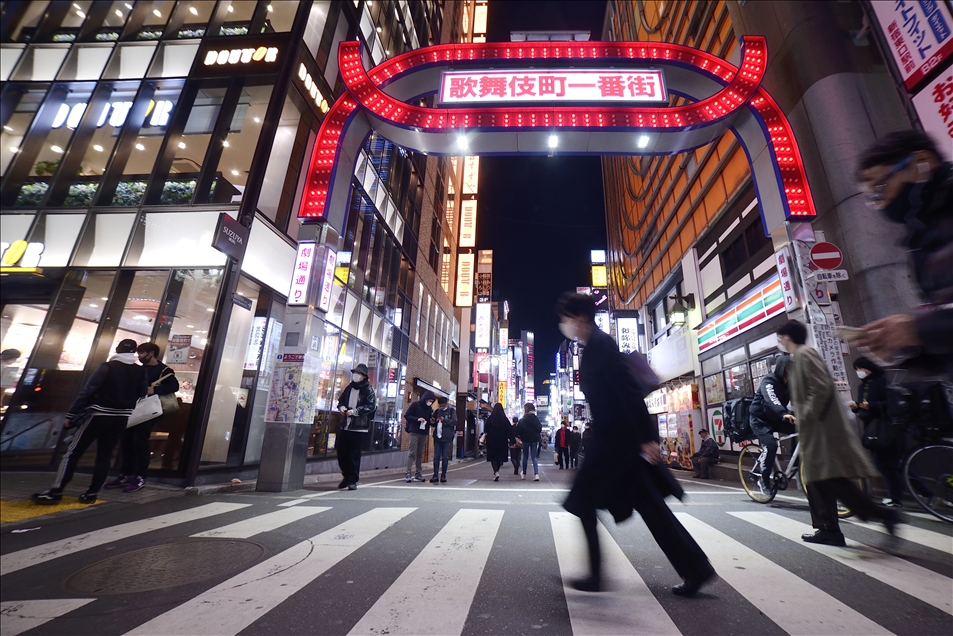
{"left": 351, "top": 373, "right": 363, "bottom": 382}
{"left": 856, "top": 370, "right": 869, "bottom": 379}
{"left": 426, "top": 401, "right": 434, "bottom": 407}
{"left": 559, "top": 320, "right": 579, "bottom": 340}
{"left": 777, "top": 342, "right": 789, "bottom": 354}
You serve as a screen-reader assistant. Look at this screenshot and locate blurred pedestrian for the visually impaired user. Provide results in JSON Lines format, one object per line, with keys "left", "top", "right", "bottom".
{"left": 484, "top": 403, "right": 513, "bottom": 481}
{"left": 777, "top": 320, "right": 898, "bottom": 545}
{"left": 105, "top": 343, "right": 178, "bottom": 494}
{"left": 509, "top": 416, "right": 522, "bottom": 475}
{"left": 334, "top": 363, "right": 376, "bottom": 491}
{"left": 517, "top": 403, "right": 543, "bottom": 481}
{"left": 569, "top": 425, "right": 581, "bottom": 468}
{"left": 539, "top": 427, "right": 549, "bottom": 459}
{"left": 33, "top": 340, "right": 147, "bottom": 505}
{"left": 849, "top": 357, "right": 903, "bottom": 507}
{"left": 690, "top": 429, "right": 719, "bottom": 479}
{"left": 855, "top": 130, "right": 952, "bottom": 379}
{"left": 749, "top": 355, "right": 795, "bottom": 491}
{"left": 404, "top": 390, "right": 434, "bottom": 482}
{"left": 431, "top": 396, "right": 456, "bottom": 483}
{"left": 557, "top": 292, "right": 713, "bottom": 595}
{"left": 555, "top": 420, "right": 571, "bottom": 469}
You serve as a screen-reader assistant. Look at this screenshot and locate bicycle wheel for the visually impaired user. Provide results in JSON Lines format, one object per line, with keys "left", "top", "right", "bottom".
{"left": 904, "top": 443, "right": 953, "bottom": 523}
{"left": 738, "top": 444, "right": 776, "bottom": 503}
{"left": 835, "top": 479, "right": 867, "bottom": 519}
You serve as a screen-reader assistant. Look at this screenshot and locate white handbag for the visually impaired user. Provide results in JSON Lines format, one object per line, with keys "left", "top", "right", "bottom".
{"left": 127, "top": 394, "right": 163, "bottom": 427}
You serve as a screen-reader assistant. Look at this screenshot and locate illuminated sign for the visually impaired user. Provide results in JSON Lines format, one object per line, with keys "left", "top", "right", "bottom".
{"left": 318, "top": 246, "right": 337, "bottom": 312}
{"left": 0, "top": 240, "right": 44, "bottom": 273}
{"left": 298, "top": 63, "right": 330, "bottom": 114}
{"left": 203, "top": 46, "right": 279, "bottom": 66}
{"left": 455, "top": 253, "right": 474, "bottom": 306}
{"left": 591, "top": 264, "right": 607, "bottom": 287}
{"left": 869, "top": 0, "right": 953, "bottom": 91}
{"left": 498, "top": 327, "right": 508, "bottom": 355}
{"left": 590, "top": 249, "right": 606, "bottom": 264}
{"left": 51, "top": 99, "right": 173, "bottom": 130}
{"left": 595, "top": 312, "right": 610, "bottom": 334}
{"left": 462, "top": 156, "right": 479, "bottom": 194}
{"left": 697, "top": 276, "right": 785, "bottom": 353}
{"left": 498, "top": 381, "right": 507, "bottom": 407}
{"left": 475, "top": 302, "right": 492, "bottom": 349}
{"left": 439, "top": 69, "right": 667, "bottom": 104}
{"left": 616, "top": 317, "right": 639, "bottom": 354}
{"left": 774, "top": 246, "right": 800, "bottom": 312}
{"left": 288, "top": 242, "right": 316, "bottom": 305}
{"left": 459, "top": 199, "right": 477, "bottom": 247}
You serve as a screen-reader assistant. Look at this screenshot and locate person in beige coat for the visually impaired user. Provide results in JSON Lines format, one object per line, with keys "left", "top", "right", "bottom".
{"left": 777, "top": 321, "right": 899, "bottom": 546}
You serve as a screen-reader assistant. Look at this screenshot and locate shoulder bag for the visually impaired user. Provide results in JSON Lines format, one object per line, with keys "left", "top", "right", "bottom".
{"left": 127, "top": 372, "right": 179, "bottom": 428}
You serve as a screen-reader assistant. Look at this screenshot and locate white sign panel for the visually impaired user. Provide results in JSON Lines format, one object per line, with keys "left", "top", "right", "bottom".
{"left": 475, "top": 302, "right": 492, "bottom": 349}
{"left": 912, "top": 68, "right": 953, "bottom": 161}
{"left": 595, "top": 312, "right": 610, "bottom": 334}
{"left": 455, "top": 253, "right": 475, "bottom": 306}
{"left": 318, "top": 246, "right": 336, "bottom": 312}
{"left": 812, "top": 322, "right": 849, "bottom": 390}
{"left": 288, "top": 241, "right": 316, "bottom": 305}
{"left": 459, "top": 199, "right": 478, "bottom": 247}
{"left": 774, "top": 245, "right": 801, "bottom": 312}
{"left": 244, "top": 316, "right": 267, "bottom": 370}
{"left": 616, "top": 317, "right": 640, "bottom": 354}
{"left": 814, "top": 269, "right": 849, "bottom": 282}
{"left": 870, "top": 0, "right": 953, "bottom": 90}
{"left": 439, "top": 69, "right": 667, "bottom": 104}
{"left": 462, "top": 156, "right": 479, "bottom": 194}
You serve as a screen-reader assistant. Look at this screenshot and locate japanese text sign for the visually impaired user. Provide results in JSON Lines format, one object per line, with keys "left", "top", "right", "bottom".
{"left": 870, "top": 0, "right": 953, "bottom": 90}
{"left": 616, "top": 317, "right": 640, "bottom": 354}
{"left": 288, "top": 241, "right": 316, "bottom": 306}
{"left": 475, "top": 302, "right": 492, "bottom": 349}
{"left": 318, "top": 246, "right": 337, "bottom": 313}
{"left": 439, "top": 69, "right": 667, "bottom": 104}
{"left": 455, "top": 253, "right": 475, "bottom": 306}
{"left": 912, "top": 68, "right": 953, "bottom": 160}
{"left": 775, "top": 246, "right": 801, "bottom": 312}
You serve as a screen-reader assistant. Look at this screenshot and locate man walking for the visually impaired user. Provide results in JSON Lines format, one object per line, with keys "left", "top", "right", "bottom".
{"left": 431, "top": 396, "right": 456, "bottom": 483}
{"left": 404, "top": 390, "right": 434, "bottom": 482}
{"left": 569, "top": 425, "right": 581, "bottom": 468}
{"left": 516, "top": 402, "right": 543, "bottom": 481}
{"left": 555, "top": 420, "right": 571, "bottom": 469}
{"left": 557, "top": 292, "right": 714, "bottom": 595}
{"left": 690, "top": 429, "right": 719, "bottom": 479}
{"left": 777, "top": 320, "right": 898, "bottom": 545}
{"left": 335, "top": 363, "right": 376, "bottom": 491}
{"left": 33, "top": 339, "right": 147, "bottom": 504}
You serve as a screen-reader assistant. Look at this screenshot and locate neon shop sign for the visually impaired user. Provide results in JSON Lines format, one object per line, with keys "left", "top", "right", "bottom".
{"left": 0, "top": 240, "right": 45, "bottom": 272}
{"left": 51, "top": 99, "right": 174, "bottom": 130}
{"left": 203, "top": 46, "right": 279, "bottom": 66}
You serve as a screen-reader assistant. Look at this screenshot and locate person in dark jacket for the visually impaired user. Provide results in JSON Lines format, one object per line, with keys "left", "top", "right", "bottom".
{"left": 430, "top": 396, "right": 456, "bottom": 483}
{"left": 509, "top": 416, "right": 522, "bottom": 475}
{"left": 557, "top": 292, "right": 713, "bottom": 595}
{"left": 104, "top": 343, "right": 179, "bottom": 494}
{"left": 335, "top": 363, "right": 377, "bottom": 490}
{"left": 849, "top": 357, "right": 902, "bottom": 507}
{"left": 517, "top": 402, "right": 543, "bottom": 480}
{"left": 484, "top": 403, "right": 513, "bottom": 481}
{"left": 33, "top": 339, "right": 147, "bottom": 505}
{"left": 749, "top": 355, "right": 795, "bottom": 490}
{"left": 404, "top": 390, "right": 434, "bottom": 482}
{"left": 855, "top": 131, "right": 953, "bottom": 380}
{"left": 569, "top": 425, "right": 581, "bottom": 468}
{"left": 690, "top": 429, "right": 719, "bottom": 479}
{"left": 555, "top": 420, "right": 572, "bottom": 469}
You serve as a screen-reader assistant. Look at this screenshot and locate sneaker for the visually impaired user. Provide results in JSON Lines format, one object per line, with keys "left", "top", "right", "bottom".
{"left": 78, "top": 492, "right": 97, "bottom": 504}
{"left": 414, "top": 475, "right": 426, "bottom": 482}
{"left": 430, "top": 477, "right": 439, "bottom": 483}
{"left": 534, "top": 474, "right": 540, "bottom": 481}
{"left": 405, "top": 475, "right": 413, "bottom": 483}
{"left": 493, "top": 474, "right": 499, "bottom": 482}
{"left": 347, "top": 483, "right": 357, "bottom": 491}
{"left": 440, "top": 478, "right": 447, "bottom": 483}
{"left": 31, "top": 490, "right": 63, "bottom": 505}
{"left": 123, "top": 476, "right": 145, "bottom": 493}
{"left": 882, "top": 498, "right": 903, "bottom": 508}
{"left": 521, "top": 472, "right": 526, "bottom": 480}
{"left": 104, "top": 475, "right": 129, "bottom": 490}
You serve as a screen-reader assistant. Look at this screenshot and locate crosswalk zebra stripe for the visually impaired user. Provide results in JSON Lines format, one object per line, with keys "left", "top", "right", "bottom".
{"left": 277, "top": 498, "right": 309, "bottom": 507}
{"left": 845, "top": 518, "right": 953, "bottom": 554}
{"left": 550, "top": 511, "right": 680, "bottom": 636}
{"left": 347, "top": 509, "right": 505, "bottom": 636}
{"left": 0, "top": 598, "right": 96, "bottom": 636}
{"left": 124, "top": 507, "right": 416, "bottom": 636}
{"left": 730, "top": 511, "right": 953, "bottom": 615}
{"left": 674, "top": 512, "right": 893, "bottom": 635}
{"left": 190, "top": 507, "right": 330, "bottom": 539}
{"left": 0, "top": 502, "right": 250, "bottom": 577}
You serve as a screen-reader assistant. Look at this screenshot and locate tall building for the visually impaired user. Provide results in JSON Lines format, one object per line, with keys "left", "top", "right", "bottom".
{"left": 0, "top": 0, "right": 466, "bottom": 486}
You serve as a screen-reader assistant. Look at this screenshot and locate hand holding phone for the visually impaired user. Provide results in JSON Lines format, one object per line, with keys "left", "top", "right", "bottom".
{"left": 836, "top": 326, "right": 867, "bottom": 342}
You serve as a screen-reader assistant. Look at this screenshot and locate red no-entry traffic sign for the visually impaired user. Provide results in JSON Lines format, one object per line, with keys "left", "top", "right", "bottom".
{"left": 809, "top": 242, "right": 843, "bottom": 270}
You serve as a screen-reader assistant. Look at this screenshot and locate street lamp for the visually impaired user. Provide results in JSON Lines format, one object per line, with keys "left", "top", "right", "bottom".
{"left": 668, "top": 293, "right": 695, "bottom": 327}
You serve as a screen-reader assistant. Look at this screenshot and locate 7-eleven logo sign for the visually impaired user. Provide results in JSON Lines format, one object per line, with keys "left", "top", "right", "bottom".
{"left": 711, "top": 409, "right": 726, "bottom": 447}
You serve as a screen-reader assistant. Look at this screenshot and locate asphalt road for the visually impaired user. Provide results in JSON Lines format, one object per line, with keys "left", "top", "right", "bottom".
{"left": 2, "top": 460, "right": 951, "bottom": 636}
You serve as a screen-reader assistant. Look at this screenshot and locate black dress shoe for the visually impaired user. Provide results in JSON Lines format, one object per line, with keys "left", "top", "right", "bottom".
{"left": 672, "top": 566, "right": 715, "bottom": 597}
{"left": 570, "top": 576, "right": 602, "bottom": 592}
{"left": 338, "top": 479, "right": 348, "bottom": 489}
{"left": 801, "top": 530, "right": 846, "bottom": 546}
{"left": 347, "top": 483, "right": 357, "bottom": 491}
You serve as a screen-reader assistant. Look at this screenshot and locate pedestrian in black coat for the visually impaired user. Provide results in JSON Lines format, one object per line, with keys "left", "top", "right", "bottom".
{"left": 509, "top": 416, "right": 522, "bottom": 475}
{"left": 484, "top": 403, "right": 513, "bottom": 481}
{"left": 850, "top": 357, "right": 903, "bottom": 506}
{"left": 556, "top": 292, "right": 713, "bottom": 596}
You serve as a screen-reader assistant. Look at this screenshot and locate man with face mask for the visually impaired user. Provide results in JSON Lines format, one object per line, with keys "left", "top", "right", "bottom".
{"left": 855, "top": 130, "right": 952, "bottom": 379}
{"left": 403, "top": 390, "right": 435, "bottom": 483}
{"left": 335, "top": 364, "right": 377, "bottom": 491}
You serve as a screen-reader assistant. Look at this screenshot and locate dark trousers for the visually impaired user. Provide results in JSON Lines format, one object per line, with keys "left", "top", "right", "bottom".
{"left": 693, "top": 457, "right": 717, "bottom": 478}
{"left": 510, "top": 446, "right": 522, "bottom": 472}
{"left": 757, "top": 432, "right": 779, "bottom": 478}
{"left": 120, "top": 416, "right": 158, "bottom": 476}
{"left": 336, "top": 430, "right": 365, "bottom": 486}
{"left": 52, "top": 414, "right": 125, "bottom": 494}
{"left": 806, "top": 478, "right": 890, "bottom": 533}
{"left": 569, "top": 447, "right": 579, "bottom": 468}
{"left": 433, "top": 440, "right": 451, "bottom": 478}
{"left": 873, "top": 446, "right": 904, "bottom": 502}
{"left": 578, "top": 482, "right": 711, "bottom": 582}
{"left": 557, "top": 447, "right": 570, "bottom": 468}
{"left": 490, "top": 459, "right": 504, "bottom": 473}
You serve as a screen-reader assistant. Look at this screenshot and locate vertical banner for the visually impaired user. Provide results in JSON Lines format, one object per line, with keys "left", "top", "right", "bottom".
{"left": 289, "top": 242, "right": 316, "bottom": 305}
{"left": 616, "top": 317, "right": 639, "bottom": 353}
{"left": 455, "top": 253, "right": 475, "bottom": 306}
{"left": 317, "top": 245, "right": 336, "bottom": 312}
{"left": 475, "top": 302, "right": 491, "bottom": 349}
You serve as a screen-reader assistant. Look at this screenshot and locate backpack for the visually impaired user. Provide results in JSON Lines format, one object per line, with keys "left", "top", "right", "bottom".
{"left": 724, "top": 397, "right": 754, "bottom": 443}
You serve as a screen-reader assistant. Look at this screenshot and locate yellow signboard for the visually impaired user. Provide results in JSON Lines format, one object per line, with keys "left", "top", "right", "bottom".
{"left": 591, "top": 265, "right": 607, "bottom": 287}
{"left": 498, "top": 381, "right": 506, "bottom": 407}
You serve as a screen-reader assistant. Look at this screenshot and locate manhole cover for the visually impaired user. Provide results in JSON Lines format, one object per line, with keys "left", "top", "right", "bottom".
{"left": 64, "top": 539, "right": 265, "bottom": 595}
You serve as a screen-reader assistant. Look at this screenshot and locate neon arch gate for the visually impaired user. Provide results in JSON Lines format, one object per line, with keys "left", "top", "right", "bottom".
{"left": 297, "top": 37, "right": 817, "bottom": 241}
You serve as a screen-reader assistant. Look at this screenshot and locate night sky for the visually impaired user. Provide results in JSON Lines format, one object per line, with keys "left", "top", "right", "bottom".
{"left": 477, "top": 1, "right": 609, "bottom": 396}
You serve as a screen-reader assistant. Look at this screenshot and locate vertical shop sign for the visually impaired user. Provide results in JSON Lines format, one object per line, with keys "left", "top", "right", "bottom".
{"left": 459, "top": 199, "right": 478, "bottom": 247}
{"left": 288, "top": 242, "right": 316, "bottom": 306}
{"left": 318, "top": 246, "right": 336, "bottom": 312}
{"left": 462, "top": 156, "right": 480, "bottom": 194}
{"left": 616, "top": 317, "right": 639, "bottom": 353}
{"left": 869, "top": 0, "right": 953, "bottom": 91}
{"left": 475, "top": 302, "right": 491, "bottom": 349}
{"left": 212, "top": 213, "right": 249, "bottom": 261}
{"left": 774, "top": 245, "right": 801, "bottom": 312}
{"left": 455, "top": 253, "right": 475, "bottom": 306}
{"left": 498, "top": 381, "right": 507, "bottom": 407}
{"left": 912, "top": 69, "right": 953, "bottom": 161}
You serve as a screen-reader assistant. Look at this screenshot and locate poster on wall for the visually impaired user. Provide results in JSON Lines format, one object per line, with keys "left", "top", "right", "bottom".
{"left": 703, "top": 373, "right": 725, "bottom": 405}
{"left": 708, "top": 406, "right": 726, "bottom": 448}
{"left": 167, "top": 334, "right": 192, "bottom": 365}
{"left": 869, "top": 0, "right": 953, "bottom": 91}
{"left": 657, "top": 413, "right": 668, "bottom": 439}
{"left": 911, "top": 68, "right": 953, "bottom": 161}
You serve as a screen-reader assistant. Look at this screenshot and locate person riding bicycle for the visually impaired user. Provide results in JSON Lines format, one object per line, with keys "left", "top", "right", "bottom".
{"left": 749, "top": 355, "right": 796, "bottom": 491}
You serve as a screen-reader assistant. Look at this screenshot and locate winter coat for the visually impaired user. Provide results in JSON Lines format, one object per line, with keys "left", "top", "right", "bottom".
{"left": 431, "top": 405, "right": 457, "bottom": 442}
{"left": 789, "top": 346, "right": 880, "bottom": 485}
{"left": 404, "top": 391, "right": 434, "bottom": 434}
{"left": 144, "top": 362, "right": 179, "bottom": 396}
{"left": 484, "top": 410, "right": 513, "bottom": 464}
{"left": 749, "top": 357, "right": 792, "bottom": 436}
{"left": 336, "top": 380, "right": 377, "bottom": 432}
{"left": 515, "top": 412, "right": 542, "bottom": 443}
{"left": 564, "top": 327, "right": 682, "bottom": 523}
{"left": 555, "top": 426, "right": 572, "bottom": 449}
{"left": 692, "top": 437, "right": 719, "bottom": 459}
{"left": 66, "top": 353, "right": 147, "bottom": 419}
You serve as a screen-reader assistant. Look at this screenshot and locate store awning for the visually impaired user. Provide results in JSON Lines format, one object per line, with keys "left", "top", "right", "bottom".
{"left": 413, "top": 378, "right": 449, "bottom": 399}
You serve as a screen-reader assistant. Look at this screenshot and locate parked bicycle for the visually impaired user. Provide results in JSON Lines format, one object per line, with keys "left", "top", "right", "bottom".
{"left": 902, "top": 430, "right": 953, "bottom": 523}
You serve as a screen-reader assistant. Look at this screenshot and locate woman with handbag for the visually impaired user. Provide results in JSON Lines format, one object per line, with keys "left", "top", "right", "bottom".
{"left": 105, "top": 343, "right": 179, "bottom": 494}
{"left": 849, "top": 357, "right": 903, "bottom": 507}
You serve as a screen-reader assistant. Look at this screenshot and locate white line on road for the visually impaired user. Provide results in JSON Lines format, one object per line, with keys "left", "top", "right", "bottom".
{"left": 365, "top": 485, "right": 571, "bottom": 492}
{"left": 845, "top": 519, "right": 953, "bottom": 554}
{"left": 730, "top": 511, "right": 953, "bottom": 615}
{"left": 347, "top": 508, "right": 504, "bottom": 635}
{"left": 0, "top": 502, "right": 250, "bottom": 577}
{"left": 125, "top": 507, "right": 416, "bottom": 636}
{"left": 550, "top": 511, "right": 680, "bottom": 636}
{"left": 276, "top": 498, "right": 309, "bottom": 507}
{"left": 0, "top": 598, "right": 97, "bottom": 636}
{"left": 190, "top": 507, "right": 330, "bottom": 539}
{"left": 674, "top": 512, "right": 892, "bottom": 635}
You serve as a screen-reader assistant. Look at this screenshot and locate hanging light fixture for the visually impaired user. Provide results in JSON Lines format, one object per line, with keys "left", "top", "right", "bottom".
{"left": 668, "top": 293, "right": 695, "bottom": 327}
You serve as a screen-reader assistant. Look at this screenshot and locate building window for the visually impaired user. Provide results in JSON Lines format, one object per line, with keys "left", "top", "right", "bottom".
{"left": 722, "top": 217, "right": 771, "bottom": 279}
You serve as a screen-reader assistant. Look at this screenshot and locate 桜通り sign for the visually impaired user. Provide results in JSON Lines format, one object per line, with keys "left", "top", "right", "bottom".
{"left": 439, "top": 69, "right": 667, "bottom": 104}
